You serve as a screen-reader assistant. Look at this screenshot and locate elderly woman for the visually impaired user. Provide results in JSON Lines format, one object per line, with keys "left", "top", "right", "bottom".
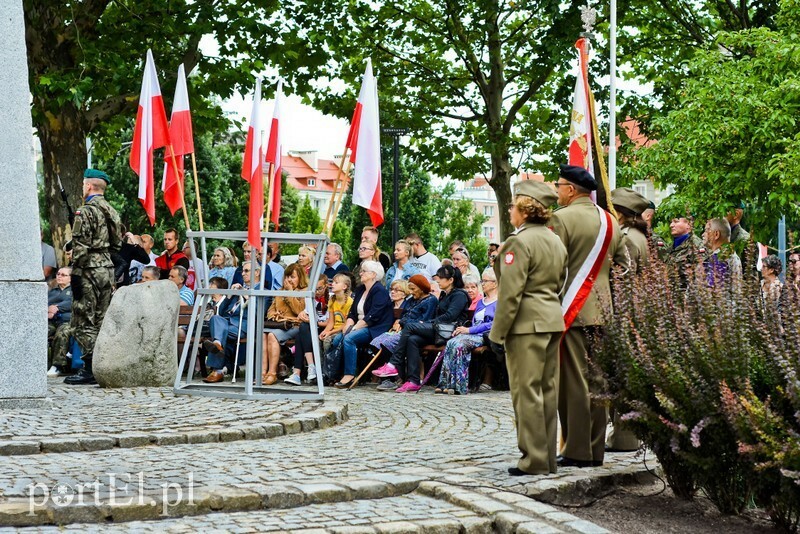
{"left": 462, "top": 273, "right": 483, "bottom": 311}
{"left": 373, "top": 265, "right": 470, "bottom": 393}
{"left": 488, "top": 180, "right": 567, "bottom": 476}
{"left": 436, "top": 268, "right": 498, "bottom": 395}
{"left": 451, "top": 247, "right": 481, "bottom": 280}
{"left": 389, "top": 279, "right": 410, "bottom": 311}
{"left": 296, "top": 245, "right": 316, "bottom": 276}
{"left": 262, "top": 263, "right": 309, "bottom": 385}
{"left": 385, "top": 239, "right": 422, "bottom": 284}
{"left": 370, "top": 274, "right": 438, "bottom": 356}
{"left": 330, "top": 260, "right": 394, "bottom": 388}
{"left": 208, "top": 247, "right": 236, "bottom": 286}
{"left": 761, "top": 254, "right": 783, "bottom": 304}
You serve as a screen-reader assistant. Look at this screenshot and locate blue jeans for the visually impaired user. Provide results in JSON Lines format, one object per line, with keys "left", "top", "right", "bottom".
{"left": 333, "top": 328, "right": 372, "bottom": 376}
{"left": 208, "top": 315, "right": 246, "bottom": 370}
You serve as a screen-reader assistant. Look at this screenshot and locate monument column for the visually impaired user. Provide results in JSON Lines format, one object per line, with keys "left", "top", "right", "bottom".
{"left": 0, "top": 2, "right": 48, "bottom": 400}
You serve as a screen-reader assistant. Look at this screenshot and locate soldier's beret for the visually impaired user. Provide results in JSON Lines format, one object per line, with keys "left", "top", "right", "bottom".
{"left": 558, "top": 164, "right": 597, "bottom": 191}
{"left": 611, "top": 187, "right": 650, "bottom": 215}
{"left": 83, "top": 169, "right": 109, "bottom": 183}
{"left": 648, "top": 200, "right": 656, "bottom": 210}
{"left": 514, "top": 180, "right": 558, "bottom": 208}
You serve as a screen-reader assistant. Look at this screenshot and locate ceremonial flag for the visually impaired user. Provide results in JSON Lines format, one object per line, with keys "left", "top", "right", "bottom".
{"left": 130, "top": 49, "right": 171, "bottom": 225}
{"left": 568, "top": 38, "right": 593, "bottom": 175}
{"left": 346, "top": 59, "right": 383, "bottom": 227}
{"left": 264, "top": 81, "right": 283, "bottom": 228}
{"left": 241, "top": 78, "right": 264, "bottom": 250}
{"left": 162, "top": 64, "right": 195, "bottom": 215}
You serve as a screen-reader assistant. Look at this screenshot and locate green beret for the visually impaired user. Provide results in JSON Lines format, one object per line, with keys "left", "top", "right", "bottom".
{"left": 648, "top": 200, "right": 656, "bottom": 210}
{"left": 83, "top": 169, "right": 109, "bottom": 183}
{"left": 611, "top": 187, "right": 650, "bottom": 215}
{"left": 514, "top": 180, "right": 558, "bottom": 208}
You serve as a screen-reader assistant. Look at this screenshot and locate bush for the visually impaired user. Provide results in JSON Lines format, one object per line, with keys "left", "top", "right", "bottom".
{"left": 595, "top": 253, "right": 800, "bottom": 525}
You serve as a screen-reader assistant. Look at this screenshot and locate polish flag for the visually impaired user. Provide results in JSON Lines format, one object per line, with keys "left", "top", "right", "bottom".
{"left": 568, "top": 38, "right": 593, "bottom": 175}
{"left": 264, "top": 81, "right": 283, "bottom": 228}
{"left": 162, "top": 64, "right": 195, "bottom": 215}
{"left": 130, "top": 49, "right": 171, "bottom": 226}
{"left": 346, "top": 59, "right": 383, "bottom": 227}
{"left": 241, "top": 78, "right": 264, "bottom": 250}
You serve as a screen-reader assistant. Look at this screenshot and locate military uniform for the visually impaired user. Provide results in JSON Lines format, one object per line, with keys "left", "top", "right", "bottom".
{"left": 67, "top": 171, "right": 122, "bottom": 380}
{"left": 489, "top": 181, "right": 567, "bottom": 475}
{"left": 551, "top": 196, "right": 628, "bottom": 465}
{"left": 652, "top": 232, "right": 670, "bottom": 262}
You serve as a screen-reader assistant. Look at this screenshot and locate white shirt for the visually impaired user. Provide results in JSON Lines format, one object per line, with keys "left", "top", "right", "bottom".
{"left": 412, "top": 251, "right": 441, "bottom": 279}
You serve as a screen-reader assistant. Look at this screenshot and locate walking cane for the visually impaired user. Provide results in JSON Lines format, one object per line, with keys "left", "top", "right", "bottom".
{"left": 231, "top": 296, "right": 245, "bottom": 383}
{"left": 348, "top": 348, "right": 382, "bottom": 390}
{"left": 421, "top": 349, "right": 445, "bottom": 386}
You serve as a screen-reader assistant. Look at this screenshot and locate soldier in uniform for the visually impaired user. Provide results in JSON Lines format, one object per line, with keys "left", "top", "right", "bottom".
{"left": 665, "top": 215, "right": 705, "bottom": 288}
{"left": 611, "top": 188, "right": 651, "bottom": 272}
{"left": 63, "top": 169, "right": 123, "bottom": 385}
{"left": 488, "top": 180, "right": 567, "bottom": 476}
{"left": 550, "top": 165, "right": 628, "bottom": 468}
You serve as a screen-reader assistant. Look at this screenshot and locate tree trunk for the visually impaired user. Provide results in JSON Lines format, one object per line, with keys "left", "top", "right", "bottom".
{"left": 36, "top": 100, "right": 88, "bottom": 265}
{"left": 489, "top": 155, "right": 514, "bottom": 240}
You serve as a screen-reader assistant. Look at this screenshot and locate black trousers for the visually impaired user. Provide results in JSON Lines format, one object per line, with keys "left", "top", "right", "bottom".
{"left": 389, "top": 322, "right": 435, "bottom": 384}
{"left": 293, "top": 322, "right": 318, "bottom": 369}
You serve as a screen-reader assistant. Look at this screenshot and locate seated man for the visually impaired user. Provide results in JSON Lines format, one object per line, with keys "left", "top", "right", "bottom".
{"left": 169, "top": 266, "right": 195, "bottom": 306}
{"left": 155, "top": 228, "right": 190, "bottom": 279}
{"left": 202, "top": 264, "right": 260, "bottom": 383}
{"left": 140, "top": 265, "right": 160, "bottom": 283}
{"left": 47, "top": 267, "right": 74, "bottom": 376}
{"left": 323, "top": 243, "right": 349, "bottom": 280}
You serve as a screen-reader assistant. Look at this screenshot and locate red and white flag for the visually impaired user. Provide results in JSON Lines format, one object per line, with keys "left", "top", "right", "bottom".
{"left": 241, "top": 78, "right": 264, "bottom": 250}
{"left": 346, "top": 59, "right": 383, "bottom": 227}
{"left": 264, "top": 81, "right": 283, "bottom": 229}
{"left": 568, "top": 38, "right": 593, "bottom": 175}
{"left": 162, "top": 64, "right": 194, "bottom": 215}
{"left": 130, "top": 49, "right": 171, "bottom": 226}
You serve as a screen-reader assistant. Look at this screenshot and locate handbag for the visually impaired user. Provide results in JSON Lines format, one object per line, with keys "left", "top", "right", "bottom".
{"left": 433, "top": 322, "right": 457, "bottom": 346}
{"left": 264, "top": 319, "right": 292, "bottom": 330}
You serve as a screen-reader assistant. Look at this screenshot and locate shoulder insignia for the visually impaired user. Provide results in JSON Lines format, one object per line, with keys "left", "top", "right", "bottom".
{"left": 504, "top": 252, "right": 515, "bottom": 265}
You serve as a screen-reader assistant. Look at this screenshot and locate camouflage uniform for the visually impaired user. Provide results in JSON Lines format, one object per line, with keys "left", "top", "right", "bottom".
{"left": 651, "top": 232, "right": 670, "bottom": 262}
{"left": 69, "top": 195, "right": 122, "bottom": 369}
{"left": 665, "top": 233, "right": 705, "bottom": 269}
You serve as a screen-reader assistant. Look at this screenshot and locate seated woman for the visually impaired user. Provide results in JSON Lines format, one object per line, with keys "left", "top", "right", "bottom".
{"left": 462, "top": 273, "right": 483, "bottom": 311}
{"left": 436, "top": 268, "right": 498, "bottom": 395}
{"left": 373, "top": 265, "right": 470, "bottom": 393}
{"left": 385, "top": 239, "right": 423, "bottom": 284}
{"left": 208, "top": 247, "right": 236, "bottom": 286}
{"left": 261, "top": 263, "right": 309, "bottom": 385}
{"left": 370, "top": 274, "right": 437, "bottom": 357}
{"left": 295, "top": 245, "right": 316, "bottom": 277}
{"left": 330, "top": 260, "right": 394, "bottom": 388}
{"left": 388, "top": 279, "right": 410, "bottom": 313}
{"left": 285, "top": 273, "right": 353, "bottom": 386}
{"left": 351, "top": 240, "right": 381, "bottom": 288}
{"left": 451, "top": 247, "right": 481, "bottom": 280}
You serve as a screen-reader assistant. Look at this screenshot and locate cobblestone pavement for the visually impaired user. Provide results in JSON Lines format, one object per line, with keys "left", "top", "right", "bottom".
{"left": 0, "top": 381, "right": 650, "bottom": 532}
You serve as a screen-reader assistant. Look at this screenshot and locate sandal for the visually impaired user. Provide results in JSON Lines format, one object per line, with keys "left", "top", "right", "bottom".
{"left": 445, "top": 388, "right": 455, "bottom": 395}
{"left": 479, "top": 383, "right": 493, "bottom": 392}
{"left": 434, "top": 388, "right": 444, "bottom": 394}
{"left": 263, "top": 373, "right": 278, "bottom": 386}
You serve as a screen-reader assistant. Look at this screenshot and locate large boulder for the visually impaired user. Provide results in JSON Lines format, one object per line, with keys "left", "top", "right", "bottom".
{"left": 93, "top": 281, "right": 180, "bottom": 387}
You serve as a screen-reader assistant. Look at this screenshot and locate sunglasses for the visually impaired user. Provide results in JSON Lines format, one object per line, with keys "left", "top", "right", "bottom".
{"left": 358, "top": 247, "right": 374, "bottom": 252}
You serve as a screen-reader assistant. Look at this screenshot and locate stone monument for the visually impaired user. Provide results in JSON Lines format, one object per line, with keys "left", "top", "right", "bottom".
{"left": 0, "top": 1, "right": 48, "bottom": 401}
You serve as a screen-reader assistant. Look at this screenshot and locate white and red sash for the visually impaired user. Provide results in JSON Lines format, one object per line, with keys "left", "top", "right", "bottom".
{"left": 561, "top": 205, "right": 614, "bottom": 330}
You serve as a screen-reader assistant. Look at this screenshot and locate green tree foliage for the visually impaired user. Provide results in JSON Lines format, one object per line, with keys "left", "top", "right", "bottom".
{"left": 283, "top": 195, "right": 322, "bottom": 255}
{"left": 628, "top": 3, "right": 800, "bottom": 242}
{"left": 24, "top": 0, "right": 326, "bottom": 255}
{"left": 283, "top": 0, "right": 588, "bottom": 238}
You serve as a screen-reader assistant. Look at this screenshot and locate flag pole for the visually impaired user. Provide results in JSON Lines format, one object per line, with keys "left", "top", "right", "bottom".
{"left": 264, "top": 162, "right": 275, "bottom": 233}
{"left": 587, "top": 89, "right": 616, "bottom": 218}
{"left": 323, "top": 148, "right": 351, "bottom": 235}
{"left": 167, "top": 144, "right": 192, "bottom": 230}
{"left": 190, "top": 153, "right": 204, "bottom": 231}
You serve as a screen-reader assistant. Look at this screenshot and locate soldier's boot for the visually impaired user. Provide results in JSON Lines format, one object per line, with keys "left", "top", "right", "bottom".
{"left": 64, "top": 358, "right": 96, "bottom": 385}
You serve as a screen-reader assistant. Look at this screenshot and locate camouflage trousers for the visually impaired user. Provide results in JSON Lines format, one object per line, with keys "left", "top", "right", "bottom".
{"left": 49, "top": 322, "right": 72, "bottom": 368}
{"left": 69, "top": 267, "right": 114, "bottom": 368}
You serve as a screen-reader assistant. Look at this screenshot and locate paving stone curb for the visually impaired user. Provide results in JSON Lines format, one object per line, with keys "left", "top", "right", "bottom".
{"left": 0, "top": 404, "right": 347, "bottom": 457}
{"left": 0, "top": 475, "right": 422, "bottom": 528}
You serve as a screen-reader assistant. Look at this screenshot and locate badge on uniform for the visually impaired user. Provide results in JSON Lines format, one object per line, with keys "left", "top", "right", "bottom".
{"left": 504, "top": 252, "right": 515, "bottom": 265}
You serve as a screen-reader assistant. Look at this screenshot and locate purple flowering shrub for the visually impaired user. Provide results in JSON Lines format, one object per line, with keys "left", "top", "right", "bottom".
{"left": 595, "top": 257, "right": 785, "bottom": 516}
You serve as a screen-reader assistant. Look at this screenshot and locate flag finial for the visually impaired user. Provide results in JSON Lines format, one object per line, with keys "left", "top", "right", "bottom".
{"left": 580, "top": 4, "right": 597, "bottom": 33}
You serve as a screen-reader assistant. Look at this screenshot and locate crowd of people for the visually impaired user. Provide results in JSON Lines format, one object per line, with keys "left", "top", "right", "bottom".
{"left": 45, "top": 165, "right": 790, "bottom": 477}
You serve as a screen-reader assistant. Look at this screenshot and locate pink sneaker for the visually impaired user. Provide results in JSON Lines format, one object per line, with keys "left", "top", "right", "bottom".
{"left": 372, "top": 363, "right": 399, "bottom": 378}
{"left": 395, "top": 381, "right": 421, "bottom": 393}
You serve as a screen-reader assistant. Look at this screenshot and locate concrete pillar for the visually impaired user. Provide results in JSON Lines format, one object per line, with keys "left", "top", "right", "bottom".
{"left": 0, "top": 1, "right": 48, "bottom": 400}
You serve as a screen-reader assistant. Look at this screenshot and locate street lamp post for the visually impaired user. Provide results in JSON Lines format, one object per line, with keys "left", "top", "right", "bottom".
{"left": 382, "top": 128, "right": 409, "bottom": 245}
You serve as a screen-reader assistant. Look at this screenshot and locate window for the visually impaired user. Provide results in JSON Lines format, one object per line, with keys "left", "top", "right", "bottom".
{"left": 308, "top": 178, "right": 316, "bottom": 187}
{"left": 634, "top": 184, "right": 647, "bottom": 198}
{"left": 483, "top": 205, "right": 494, "bottom": 216}
{"left": 313, "top": 199, "right": 322, "bottom": 210}
{"left": 482, "top": 226, "right": 494, "bottom": 239}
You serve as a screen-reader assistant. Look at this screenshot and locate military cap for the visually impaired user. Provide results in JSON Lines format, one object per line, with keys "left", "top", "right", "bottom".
{"left": 611, "top": 187, "right": 650, "bottom": 215}
{"left": 514, "top": 180, "right": 558, "bottom": 208}
{"left": 558, "top": 164, "right": 597, "bottom": 191}
{"left": 648, "top": 200, "right": 656, "bottom": 210}
{"left": 83, "top": 168, "right": 109, "bottom": 183}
